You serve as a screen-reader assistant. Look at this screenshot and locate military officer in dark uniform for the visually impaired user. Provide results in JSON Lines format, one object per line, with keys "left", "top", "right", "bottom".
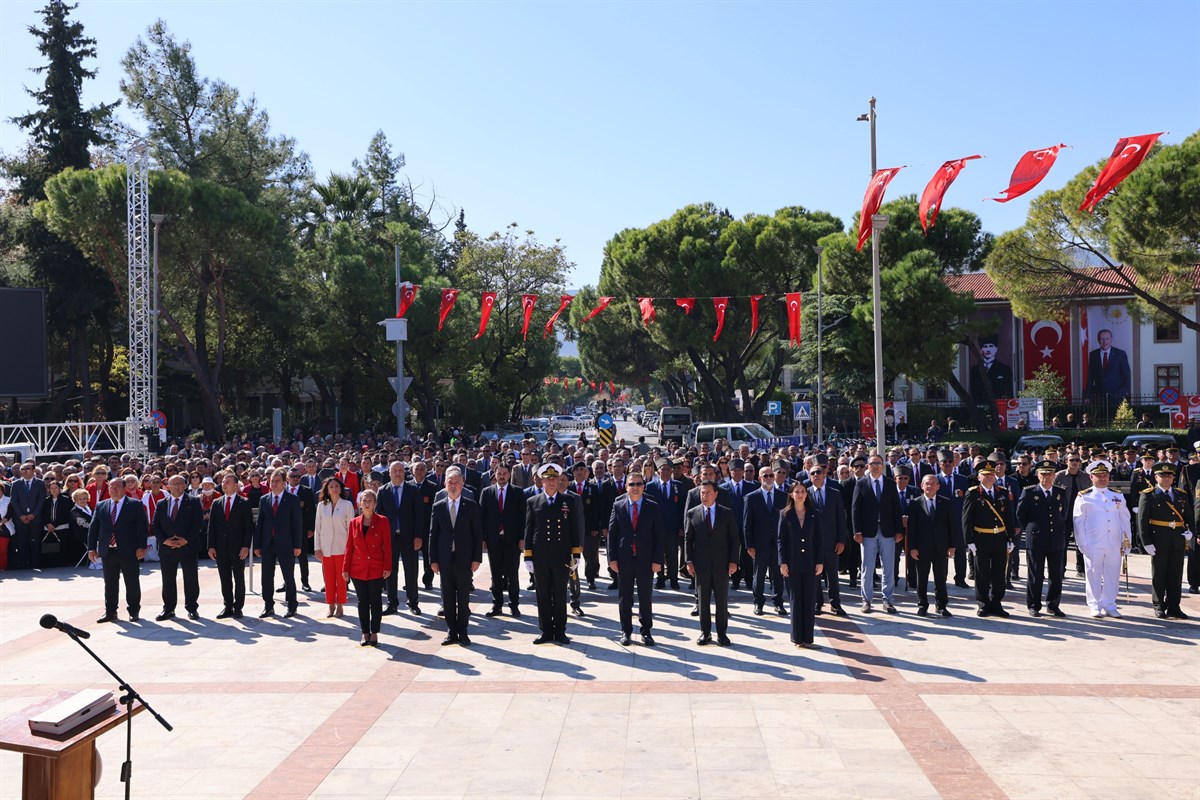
{"left": 557, "top": 468, "right": 587, "bottom": 617}
{"left": 1138, "top": 462, "right": 1193, "bottom": 619}
{"left": 962, "top": 462, "right": 1016, "bottom": 617}
{"left": 524, "top": 464, "right": 584, "bottom": 644}
{"left": 1016, "top": 460, "right": 1068, "bottom": 617}
{"left": 1180, "top": 445, "right": 1200, "bottom": 594}
{"left": 1128, "top": 452, "right": 1158, "bottom": 553}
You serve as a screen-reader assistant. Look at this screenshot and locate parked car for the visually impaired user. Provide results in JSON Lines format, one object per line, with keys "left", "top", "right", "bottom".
{"left": 520, "top": 417, "right": 551, "bottom": 431}
{"left": 1011, "top": 434, "right": 1065, "bottom": 466}
{"left": 1120, "top": 433, "right": 1178, "bottom": 452}
{"left": 693, "top": 422, "right": 775, "bottom": 446}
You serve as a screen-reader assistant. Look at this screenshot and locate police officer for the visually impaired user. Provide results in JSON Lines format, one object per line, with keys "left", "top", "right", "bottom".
{"left": 962, "top": 461, "right": 1016, "bottom": 617}
{"left": 1138, "top": 462, "right": 1192, "bottom": 619}
{"left": 1017, "top": 460, "right": 1068, "bottom": 617}
{"left": 1072, "top": 460, "right": 1131, "bottom": 618}
{"left": 524, "top": 464, "right": 584, "bottom": 645}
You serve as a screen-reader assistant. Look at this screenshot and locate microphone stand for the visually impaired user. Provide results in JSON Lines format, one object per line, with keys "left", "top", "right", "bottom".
{"left": 60, "top": 627, "right": 172, "bottom": 800}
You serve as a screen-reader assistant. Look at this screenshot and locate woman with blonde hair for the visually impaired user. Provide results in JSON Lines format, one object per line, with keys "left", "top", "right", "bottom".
{"left": 314, "top": 476, "right": 354, "bottom": 618}
{"left": 342, "top": 489, "right": 391, "bottom": 646}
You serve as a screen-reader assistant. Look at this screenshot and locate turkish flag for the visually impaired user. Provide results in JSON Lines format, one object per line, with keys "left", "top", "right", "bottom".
{"left": 396, "top": 283, "right": 418, "bottom": 318}
{"left": 1080, "top": 133, "right": 1163, "bottom": 213}
{"left": 582, "top": 296, "right": 613, "bottom": 323}
{"left": 473, "top": 292, "right": 497, "bottom": 340}
{"left": 785, "top": 292, "right": 802, "bottom": 347}
{"left": 675, "top": 298, "right": 695, "bottom": 315}
{"left": 544, "top": 295, "right": 574, "bottom": 338}
{"left": 856, "top": 167, "right": 904, "bottom": 251}
{"left": 991, "top": 145, "right": 1066, "bottom": 203}
{"left": 638, "top": 297, "right": 655, "bottom": 326}
{"left": 589, "top": 381, "right": 596, "bottom": 390}
{"left": 437, "top": 288, "right": 459, "bottom": 331}
{"left": 919, "top": 156, "right": 980, "bottom": 233}
{"left": 749, "top": 295, "right": 765, "bottom": 337}
{"left": 712, "top": 297, "right": 728, "bottom": 342}
{"left": 860, "top": 403, "right": 876, "bottom": 438}
{"left": 576, "top": 377, "right": 583, "bottom": 389}
{"left": 1023, "top": 319, "right": 1073, "bottom": 397}
{"left": 609, "top": 381, "right": 616, "bottom": 395}
{"left": 520, "top": 294, "right": 538, "bottom": 340}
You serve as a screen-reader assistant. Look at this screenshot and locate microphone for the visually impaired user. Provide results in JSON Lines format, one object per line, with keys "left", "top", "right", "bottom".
{"left": 40, "top": 613, "right": 91, "bottom": 640}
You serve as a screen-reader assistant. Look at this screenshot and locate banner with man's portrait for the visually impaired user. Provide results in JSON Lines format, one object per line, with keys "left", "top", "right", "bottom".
{"left": 969, "top": 310, "right": 1015, "bottom": 402}
{"left": 1079, "top": 305, "right": 1134, "bottom": 401}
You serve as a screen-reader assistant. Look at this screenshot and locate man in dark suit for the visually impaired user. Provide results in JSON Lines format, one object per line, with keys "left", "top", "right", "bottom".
{"left": 645, "top": 459, "right": 685, "bottom": 590}
{"left": 1084, "top": 329, "right": 1132, "bottom": 400}
{"left": 285, "top": 468, "right": 317, "bottom": 592}
{"left": 10, "top": 462, "right": 47, "bottom": 569}
{"left": 743, "top": 465, "right": 787, "bottom": 616}
{"left": 608, "top": 474, "right": 663, "bottom": 646}
{"left": 852, "top": 453, "right": 904, "bottom": 614}
{"left": 87, "top": 477, "right": 149, "bottom": 622}
{"left": 300, "top": 459, "right": 321, "bottom": 493}
{"left": 208, "top": 471, "right": 254, "bottom": 618}
{"left": 598, "top": 459, "right": 629, "bottom": 590}
{"left": 720, "top": 458, "right": 757, "bottom": 590}
{"left": 410, "top": 459, "right": 439, "bottom": 589}
{"left": 963, "top": 462, "right": 1016, "bottom": 618}
{"left": 480, "top": 463, "right": 527, "bottom": 617}
{"left": 254, "top": 468, "right": 304, "bottom": 618}
{"left": 685, "top": 481, "right": 740, "bottom": 646}
{"left": 429, "top": 467, "right": 483, "bottom": 645}
{"left": 807, "top": 465, "right": 847, "bottom": 616}
{"left": 1017, "top": 460, "right": 1067, "bottom": 617}
{"left": 936, "top": 451, "right": 970, "bottom": 588}
{"left": 894, "top": 466, "right": 921, "bottom": 590}
{"left": 684, "top": 463, "right": 731, "bottom": 595}
{"left": 908, "top": 474, "right": 959, "bottom": 617}
{"left": 840, "top": 459, "right": 866, "bottom": 587}
{"left": 154, "top": 475, "right": 205, "bottom": 621}
{"left": 378, "top": 461, "right": 423, "bottom": 615}
{"left": 524, "top": 464, "right": 584, "bottom": 644}
{"left": 569, "top": 461, "right": 603, "bottom": 590}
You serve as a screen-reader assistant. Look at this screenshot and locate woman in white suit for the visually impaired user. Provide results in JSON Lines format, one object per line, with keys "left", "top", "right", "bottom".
{"left": 314, "top": 476, "right": 355, "bottom": 618}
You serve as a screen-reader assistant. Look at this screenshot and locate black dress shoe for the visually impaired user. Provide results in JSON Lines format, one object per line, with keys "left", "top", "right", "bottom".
{"left": 302, "top": 583, "right": 313, "bottom": 592}
{"left": 382, "top": 605, "right": 398, "bottom": 616}
{"left": 696, "top": 634, "right": 712, "bottom": 645}
{"left": 775, "top": 605, "right": 787, "bottom": 617}
{"left": 554, "top": 633, "right": 571, "bottom": 645}
{"left": 216, "top": 609, "right": 233, "bottom": 619}
{"left": 939, "top": 608, "right": 952, "bottom": 618}
{"left": 1169, "top": 609, "right": 1189, "bottom": 619}
{"left": 360, "top": 637, "right": 371, "bottom": 647}
{"left": 1049, "top": 608, "right": 1065, "bottom": 618}
{"left": 459, "top": 634, "right": 472, "bottom": 646}
{"left": 129, "top": 613, "right": 140, "bottom": 622}
{"left": 437, "top": 607, "right": 445, "bottom": 617}
{"left": 485, "top": 606, "right": 502, "bottom": 618}
{"left": 509, "top": 605, "right": 521, "bottom": 617}
{"left": 883, "top": 603, "right": 897, "bottom": 615}
{"left": 608, "top": 582, "right": 618, "bottom": 590}
{"left": 993, "top": 608, "right": 1010, "bottom": 618}
{"left": 284, "top": 608, "right": 298, "bottom": 618}
{"left": 587, "top": 580, "right": 597, "bottom": 590}
{"left": 1029, "top": 608, "right": 1042, "bottom": 617}
{"left": 641, "top": 633, "right": 656, "bottom": 646}
{"left": 233, "top": 610, "right": 244, "bottom": 619}
{"left": 187, "top": 611, "right": 200, "bottom": 620}
{"left": 753, "top": 605, "right": 765, "bottom": 616}
{"left": 1005, "top": 581, "right": 1016, "bottom": 590}
{"left": 260, "top": 608, "right": 274, "bottom": 618}
{"left": 533, "top": 634, "right": 552, "bottom": 645}
{"left": 1155, "top": 610, "right": 1169, "bottom": 619}
{"left": 717, "top": 635, "right": 732, "bottom": 647}
{"left": 690, "top": 606, "right": 699, "bottom": 617}
{"left": 408, "top": 604, "right": 422, "bottom": 615}
{"left": 620, "top": 633, "right": 633, "bottom": 646}
{"left": 156, "top": 611, "right": 175, "bottom": 621}
{"left": 441, "top": 634, "right": 459, "bottom": 646}
{"left": 834, "top": 606, "right": 849, "bottom": 617}
{"left": 976, "top": 609, "right": 988, "bottom": 617}
{"left": 954, "top": 579, "right": 970, "bottom": 588}
{"left": 916, "top": 606, "right": 928, "bottom": 617}
{"left": 1189, "top": 587, "right": 1199, "bottom": 595}
{"left": 97, "top": 614, "right": 117, "bottom": 623}
{"left": 814, "top": 604, "right": 824, "bottom": 616}
{"left": 571, "top": 604, "right": 585, "bottom": 617}
{"left": 671, "top": 581, "right": 681, "bottom": 590}
{"left": 655, "top": 579, "right": 666, "bottom": 589}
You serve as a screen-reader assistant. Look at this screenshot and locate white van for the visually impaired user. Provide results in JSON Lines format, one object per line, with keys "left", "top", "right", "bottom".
{"left": 656, "top": 407, "right": 693, "bottom": 445}
{"left": 693, "top": 422, "right": 774, "bottom": 446}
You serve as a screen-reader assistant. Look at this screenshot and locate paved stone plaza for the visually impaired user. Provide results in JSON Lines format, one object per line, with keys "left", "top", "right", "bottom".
{"left": 1, "top": 555, "right": 1197, "bottom": 800}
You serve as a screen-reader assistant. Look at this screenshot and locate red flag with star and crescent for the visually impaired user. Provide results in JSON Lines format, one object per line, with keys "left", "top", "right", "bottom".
{"left": 749, "top": 295, "right": 765, "bottom": 338}
{"left": 520, "top": 294, "right": 538, "bottom": 340}
{"left": 1022, "top": 319, "right": 1073, "bottom": 397}
{"left": 991, "top": 145, "right": 1066, "bottom": 203}
{"left": 1079, "top": 133, "right": 1163, "bottom": 213}
{"left": 582, "top": 296, "right": 613, "bottom": 323}
{"left": 857, "top": 167, "right": 904, "bottom": 251}
{"left": 473, "top": 292, "right": 497, "bottom": 339}
{"left": 437, "top": 288, "right": 459, "bottom": 331}
{"left": 396, "top": 283, "right": 418, "bottom": 318}
{"left": 544, "top": 295, "right": 574, "bottom": 338}
{"left": 675, "top": 298, "right": 695, "bottom": 315}
{"left": 919, "top": 156, "right": 981, "bottom": 233}
{"left": 712, "top": 297, "right": 729, "bottom": 342}
{"left": 638, "top": 298, "right": 656, "bottom": 326}
{"left": 785, "top": 293, "right": 802, "bottom": 347}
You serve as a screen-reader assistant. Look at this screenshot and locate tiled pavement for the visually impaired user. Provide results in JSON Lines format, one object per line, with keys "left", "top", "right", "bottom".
{"left": 1, "top": 555, "right": 1197, "bottom": 799}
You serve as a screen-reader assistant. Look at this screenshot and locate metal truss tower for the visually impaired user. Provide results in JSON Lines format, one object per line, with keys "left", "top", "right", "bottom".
{"left": 126, "top": 142, "right": 153, "bottom": 452}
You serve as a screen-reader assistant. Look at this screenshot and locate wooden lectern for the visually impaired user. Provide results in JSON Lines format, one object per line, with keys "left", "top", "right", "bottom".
{"left": 0, "top": 690, "right": 143, "bottom": 800}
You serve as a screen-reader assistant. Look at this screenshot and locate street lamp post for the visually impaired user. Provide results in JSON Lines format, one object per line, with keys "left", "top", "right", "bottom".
{"left": 150, "top": 214, "right": 165, "bottom": 415}
{"left": 812, "top": 245, "right": 824, "bottom": 444}
{"left": 858, "top": 97, "right": 887, "bottom": 452}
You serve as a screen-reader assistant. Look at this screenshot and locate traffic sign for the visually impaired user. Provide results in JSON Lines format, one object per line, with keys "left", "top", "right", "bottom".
{"left": 792, "top": 401, "right": 812, "bottom": 421}
{"left": 597, "top": 413, "right": 615, "bottom": 430}
{"left": 388, "top": 376, "right": 414, "bottom": 394}
{"left": 1159, "top": 386, "right": 1180, "bottom": 405}
{"left": 596, "top": 427, "right": 614, "bottom": 447}
{"left": 1159, "top": 404, "right": 1180, "bottom": 414}
{"left": 150, "top": 409, "right": 167, "bottom": 429}
{"left": 766, "top": 400, "right": 782, "bottom": 416}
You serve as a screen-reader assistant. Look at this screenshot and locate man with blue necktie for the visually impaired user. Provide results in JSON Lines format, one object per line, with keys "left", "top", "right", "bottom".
{"left": 254, "top": 468, "right": 304, "bottom": 618}
{"left": 743, "top": 465, "right": 786, "bottom": 616}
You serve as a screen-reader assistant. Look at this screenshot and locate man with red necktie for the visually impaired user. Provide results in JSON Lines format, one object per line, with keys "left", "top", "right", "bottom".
{"left": 208, "top": 471, "right": 254, "bottom": 619}
{"left": 87, "top": 477, "right": 149, "bottom": 623}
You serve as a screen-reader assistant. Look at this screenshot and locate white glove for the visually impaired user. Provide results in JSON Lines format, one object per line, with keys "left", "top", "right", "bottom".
{"left": 1185, "top": 532, "right": 1194, "bottom": 542}
{"left": 524, "top": 559, "right": 534, "bottom": 573}
{"left": 1006, "top": 542, "right": 1015, "bottom": 554}
{"left": 1144, "top": 544, "right": 1156, "bottom": 556}
{"left": 571, "top": 558, "right": 580, "bottom": 570}
{"left": 968, "top": 543, "right": 977, "bottom": 555}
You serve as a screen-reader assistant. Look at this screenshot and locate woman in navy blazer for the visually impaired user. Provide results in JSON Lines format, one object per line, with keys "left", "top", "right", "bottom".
{"left": 778, "top": 482, "right": 824, "bottom": 648}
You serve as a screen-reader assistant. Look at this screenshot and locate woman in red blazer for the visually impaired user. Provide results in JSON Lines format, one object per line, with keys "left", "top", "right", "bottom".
{"left": 342, "top": 489, "right": 391, "bottom": 646}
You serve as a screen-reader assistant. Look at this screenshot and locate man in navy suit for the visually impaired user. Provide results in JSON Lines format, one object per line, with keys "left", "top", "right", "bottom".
{"left": 908, "top": 474, "right": 959, "bottom": 617}
{"left": 480, "top": 463, "right": 527, "bottom": 618}
{"left": 378, "top": 461, "right": 423, "bottom": 615}
{"left": 722, "top": 458, "right": 757, "bottom": 590}
{"left": 429, "top": 467, "right": 484, "bottom": 645}
{"left": 645, "top": 459, "right": 685, "bottom": 590}
{"left": 685, "top": 481, "right": 740, "bottom": 645}
{"left": 807, "top": 465, "right": 847, "bottom": 616}
{"left": 410, "top": 459, "right": 438, "bottom": 590}
{"left": 254, "top": 468, "right": 304, "bottom": 618}
{"left": 742, "top": 465, "right": 786, "bottom": 616}
{"left": 10, "top": 462, "right": 47, "bottom": 569}
{"left": 153, "top": 475, "right": 205, "bottom": 621}
{"left": 608, "top": 473, "right": 663, "bottom": 646}
{"left": 1084, "top": 329, "right": 1132, "bottom": 401}
{"left": 936, "top": 450, "right": 971, "bottom": 588}
{"left": 852, "top": 453, "right": 904, "bottom": 613}
{"left": 207, "top": 471, "right": 254, "bottom": 619}
{"left": 87, "top": 477, "right": 149, "bottom": 623}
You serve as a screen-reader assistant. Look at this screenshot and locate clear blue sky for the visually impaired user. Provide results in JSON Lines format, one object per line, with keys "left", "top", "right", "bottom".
{"left": 2, "top": 0, "right": 1197, "bottom": 288}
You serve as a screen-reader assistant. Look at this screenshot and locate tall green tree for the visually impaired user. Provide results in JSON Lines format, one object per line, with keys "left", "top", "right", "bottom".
{"left": 2, "top": 0, "right": 118, "bottom": 421}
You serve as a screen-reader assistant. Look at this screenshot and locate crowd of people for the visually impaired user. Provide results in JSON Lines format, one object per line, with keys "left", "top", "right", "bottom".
{"left": 1, "top": 429, "right": 1197, "bottom": 650}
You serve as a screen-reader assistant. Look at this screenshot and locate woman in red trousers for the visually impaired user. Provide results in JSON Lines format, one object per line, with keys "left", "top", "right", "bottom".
{"left": 314, "top": 476, "right": 354, "bottom": 618}
{"left": 342, "top": 489, "right": 391, "bottom": 646}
